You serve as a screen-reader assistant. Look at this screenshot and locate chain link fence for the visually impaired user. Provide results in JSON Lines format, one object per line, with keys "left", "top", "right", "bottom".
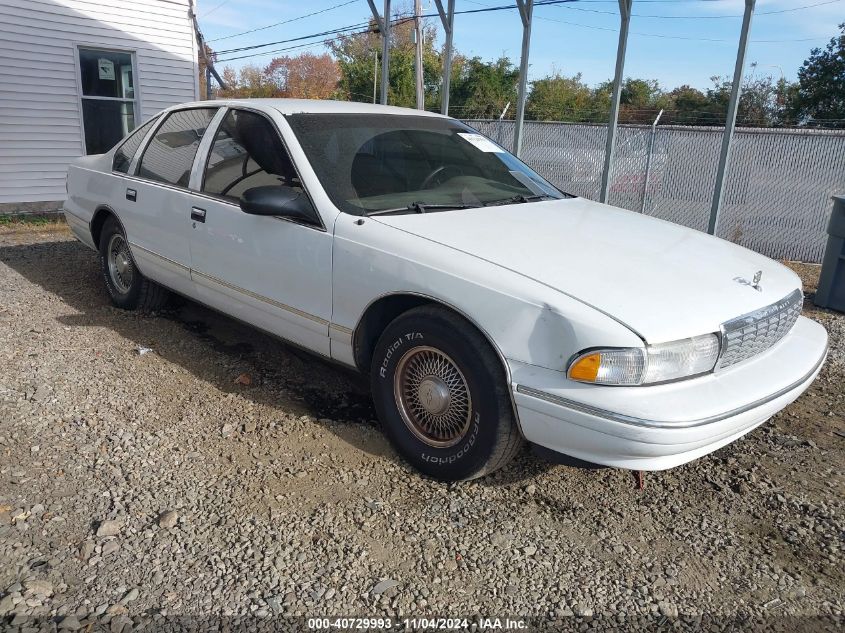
{"left": 464, "top": 119, "right": 845, "bottom": 263}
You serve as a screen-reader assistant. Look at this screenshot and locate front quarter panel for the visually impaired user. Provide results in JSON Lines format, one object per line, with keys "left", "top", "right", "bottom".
{"left": 330, "top": 214, "right": 644, "bottom": 373}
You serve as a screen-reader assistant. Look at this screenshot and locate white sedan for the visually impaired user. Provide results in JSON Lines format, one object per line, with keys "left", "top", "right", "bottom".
{"left": 63, "top": 99, "right": 828, "bottom": 481}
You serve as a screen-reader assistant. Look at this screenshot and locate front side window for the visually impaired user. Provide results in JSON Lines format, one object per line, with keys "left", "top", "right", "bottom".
{"left": 137, "top": 108, "right": 217, "bottom": 187}
{"left": 203, "top": 109, "right": 301, "bottom": 201}
{"left": 112, "top": 115, "right": 160, "bottom": 173}
{"left": 285, "top": 114, "right": 563, "bottom": 215}
{"left": 78, "top": 48, "right": 137, "bottom": 155}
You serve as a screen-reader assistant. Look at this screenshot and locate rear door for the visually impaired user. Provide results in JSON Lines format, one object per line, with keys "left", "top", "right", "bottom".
{"left": 187, "top": 107, "right": 333, "bottom": 355}
{"left": 122, "top": 107, "right": 221, "bottom": 296}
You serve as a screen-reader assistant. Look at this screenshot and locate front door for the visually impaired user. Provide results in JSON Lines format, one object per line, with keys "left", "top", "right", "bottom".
{"left": 123, "top": 107, "right": 219, "bottom": 296}
{"left": 187, "top": 107, "right": 333, "bottom": 356}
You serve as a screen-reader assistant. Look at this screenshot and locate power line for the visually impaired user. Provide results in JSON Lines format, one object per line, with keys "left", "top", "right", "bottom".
{"left": 200, "top": 0, "right": 233, "bottom": 18}
{"left": 216, "top": 22, "right": 373, "bottom": 55}
{"left": 214, "top": 0, "right": 582, "bottom": 54}
{"left": 208, "top": 0, "right": 360, "bottom": 43}
{"left": 216, "top": 17, "right": 417, "bottom": 62}
{"left": 528, "top": 3, "right": 837, "bottom": 43}
{"left": 218, "top": 39, "right": 344, "bottom": 62}
{"left": 215, "top": 0, "right": 581, "bottom": 58}
{"left": 553, "top": 0, "right": 843, "bottom": 18}
{"left": 216, "top": 0, "right": 836, "bottom": 65}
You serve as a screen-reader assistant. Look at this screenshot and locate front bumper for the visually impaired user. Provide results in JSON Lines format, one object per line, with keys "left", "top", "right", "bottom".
{"left": 510, "top": 316, "right": 828, "bottom": 471}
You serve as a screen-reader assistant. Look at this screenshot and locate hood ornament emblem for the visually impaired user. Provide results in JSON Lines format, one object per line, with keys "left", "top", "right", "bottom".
{"left": 734, "top": 270, "right": 763, "bottom": 292}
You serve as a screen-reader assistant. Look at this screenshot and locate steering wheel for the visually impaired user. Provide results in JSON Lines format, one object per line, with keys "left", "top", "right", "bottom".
{"left": 420, "top": 165, "right": 463, "bottom": 190}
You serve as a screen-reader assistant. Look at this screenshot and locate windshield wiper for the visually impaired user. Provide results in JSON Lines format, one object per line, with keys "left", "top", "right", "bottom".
{"left": 365, "top": 202, "right": 480, "bottom": 216}
{"left": 483, "top": 193, "right": 557, "bottom": 207}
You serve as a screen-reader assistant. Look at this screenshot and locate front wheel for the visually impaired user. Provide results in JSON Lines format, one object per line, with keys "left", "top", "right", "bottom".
{"left": 370, "top": 305, "right": 523, "bottom": 481}
{"left": 98, "top": 216, "right": 169, "bottom": 311}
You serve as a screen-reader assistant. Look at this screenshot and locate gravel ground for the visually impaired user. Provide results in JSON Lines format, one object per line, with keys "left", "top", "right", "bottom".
{"left": 0, "top": 224, "right": 842, "bottom": 631}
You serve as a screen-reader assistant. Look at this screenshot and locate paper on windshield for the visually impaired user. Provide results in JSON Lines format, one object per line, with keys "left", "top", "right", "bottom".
{"left": 457, "top": 132, "right": 503, "bottom": 153}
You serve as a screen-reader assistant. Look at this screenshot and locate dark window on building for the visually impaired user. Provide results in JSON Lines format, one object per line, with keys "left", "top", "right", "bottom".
{"left": 202, "top": 109, "right": 301, "bottom": 201}
{"left": 137, "top": 109, "right": 217, "bottom": 188}
{"left": 112, "top": 116, "right": 160, "bottom": 174}
{"left": 78, "top": 48, "right": 137, "bottom": 155}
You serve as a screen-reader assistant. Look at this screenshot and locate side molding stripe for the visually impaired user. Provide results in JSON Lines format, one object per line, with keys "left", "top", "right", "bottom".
{"left": 191, "top": 269, "right": 330, "bottom": 326}
{"left": 130, "top": 242, "right": 330, "bottom": 327}
{"left": 129, "top": 242, "right": 189, "bottom": 271}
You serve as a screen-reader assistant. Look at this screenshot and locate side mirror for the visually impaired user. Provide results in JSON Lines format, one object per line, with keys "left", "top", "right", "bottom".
{"left": 239, "top": 185, "right": 318, "bottom": 225}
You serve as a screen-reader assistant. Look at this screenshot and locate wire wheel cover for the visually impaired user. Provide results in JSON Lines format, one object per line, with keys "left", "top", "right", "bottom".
{"left": 107, "top": 233, "right": 134, "bottom": 294}
{"left": 394, "top": 346, "right": 473, "bottom": 448}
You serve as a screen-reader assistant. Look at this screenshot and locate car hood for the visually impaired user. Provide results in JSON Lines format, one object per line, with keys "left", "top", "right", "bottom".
{"left": 373, "top": 197, "right": 801, "bottom": 343}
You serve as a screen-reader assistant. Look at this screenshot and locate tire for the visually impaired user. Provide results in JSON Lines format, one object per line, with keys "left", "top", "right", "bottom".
{"left": 98, "top": 216, "right": 169, "bottom": 311}
{"left": 370, "top": 305, "right": 523, "bottom": 481}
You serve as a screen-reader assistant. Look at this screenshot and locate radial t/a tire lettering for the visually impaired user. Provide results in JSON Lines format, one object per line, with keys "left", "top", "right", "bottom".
{"left": 370, "top": 305, "right": 523, "bottom": 481}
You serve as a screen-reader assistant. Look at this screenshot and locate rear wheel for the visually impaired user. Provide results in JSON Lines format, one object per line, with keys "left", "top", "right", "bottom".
{"left": 98, "top": 216, "right": 169, "bottom": 311}
{"left": 370, "top": 305, "right": 523, "bottom": 481}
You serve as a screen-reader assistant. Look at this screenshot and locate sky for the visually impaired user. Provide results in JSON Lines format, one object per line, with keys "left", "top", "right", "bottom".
{"left": 197, "top": 0, "right": 844, "bottom": 92}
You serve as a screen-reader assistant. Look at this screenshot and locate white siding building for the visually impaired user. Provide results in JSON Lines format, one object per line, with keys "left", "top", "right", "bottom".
{"left": 0, "top": 0, "right": 199, "bottom": 208}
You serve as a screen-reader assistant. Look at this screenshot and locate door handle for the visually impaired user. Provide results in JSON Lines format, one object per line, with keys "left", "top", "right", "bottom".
{"left": 126, "top": 188, "right": 137, "bottom": 202}
{"left": 190, "top": 207, "right": 207, "bottom": 223}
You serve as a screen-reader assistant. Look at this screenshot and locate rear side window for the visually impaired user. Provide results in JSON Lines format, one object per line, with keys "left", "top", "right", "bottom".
{"left": 202, "top": 109, "right": 301, "bottom": 201}
{"left": 137, "top": 108, "right": 217, "bottom": 187}
{"left": 112, "top": 115, "right": 159, "bottom": 174}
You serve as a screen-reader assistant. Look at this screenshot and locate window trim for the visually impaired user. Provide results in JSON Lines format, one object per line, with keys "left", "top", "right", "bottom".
{"left": 134, "top": 106, "right": 221, "bottom": 190}
{"left": 74, "top": 43, "right": 141, "bottom": 155}
{"left": 196, "top": 105, "right": 325, "bottom": 231}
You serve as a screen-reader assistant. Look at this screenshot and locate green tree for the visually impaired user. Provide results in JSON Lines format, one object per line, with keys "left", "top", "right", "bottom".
{"left": 705, "top": 74, "right": 787, "bottom": 127}
{"left": 665, "top": 85, "right": 712, "bottom": 125}
{"left": 449, "top": 56, "right": 519, "bottom": 119}
{"left": 327, "top": 16, "right": 442, "bottom": 108}
{"left": 788, "top": 22, "right": 845, "bottom": 127}
{"left": 526, "top": 72, "right": 594, "bottom": 121}
{"left": 591, "top": 78, "right": 669, "bottom": 123}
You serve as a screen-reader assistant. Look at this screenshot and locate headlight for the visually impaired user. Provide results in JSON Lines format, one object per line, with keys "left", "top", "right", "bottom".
{"left": 567, "top": 333, "right": 720, "bottom": 386}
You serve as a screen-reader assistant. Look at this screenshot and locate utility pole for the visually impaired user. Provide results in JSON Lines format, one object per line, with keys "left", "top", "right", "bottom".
{"left": 189, "top": 3, "right": 228, "bottom": 95}
{"left": 414, "top": 0, "right": 424, "bottom": 110}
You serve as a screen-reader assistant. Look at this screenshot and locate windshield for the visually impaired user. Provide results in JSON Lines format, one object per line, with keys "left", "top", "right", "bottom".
{"left": 284, "top": 113, "right": 565, "bottom": 215}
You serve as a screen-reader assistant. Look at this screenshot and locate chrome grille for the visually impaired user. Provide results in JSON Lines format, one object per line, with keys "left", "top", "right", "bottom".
{"left": 718, "top": 289, "right": 803, "bottom": 369}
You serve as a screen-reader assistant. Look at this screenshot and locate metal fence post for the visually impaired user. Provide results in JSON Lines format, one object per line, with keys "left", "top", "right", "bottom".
{"left": 639, "top": 109, "right": 663, "bottom": 213}
{"left": 512, "top": 0, "right": 533, "bottom": 158}
{"left": 708, "top": 0, "right": 756, "bottom": 235}
{"left": 497, "top": 102, "right": 511, "bottom": 145}
{"left": 599, "top": 0, "right": 632, "bottom": 203}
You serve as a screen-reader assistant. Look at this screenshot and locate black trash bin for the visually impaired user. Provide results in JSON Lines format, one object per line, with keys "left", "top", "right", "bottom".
{"left": 815, "top": 195, "right": 845, "bottom": 312}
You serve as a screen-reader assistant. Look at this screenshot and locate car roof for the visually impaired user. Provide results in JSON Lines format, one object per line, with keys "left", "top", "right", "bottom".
{"left": 173, "top": 98, "right": 448, "bottom": 118}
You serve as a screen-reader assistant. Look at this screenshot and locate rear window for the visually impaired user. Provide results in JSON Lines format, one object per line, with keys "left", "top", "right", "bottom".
{"left": 137, "top": 108, "right": 218, "bottom": 187}
{"left": 112, "top": 115, "right": 159, "bottom": 174}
